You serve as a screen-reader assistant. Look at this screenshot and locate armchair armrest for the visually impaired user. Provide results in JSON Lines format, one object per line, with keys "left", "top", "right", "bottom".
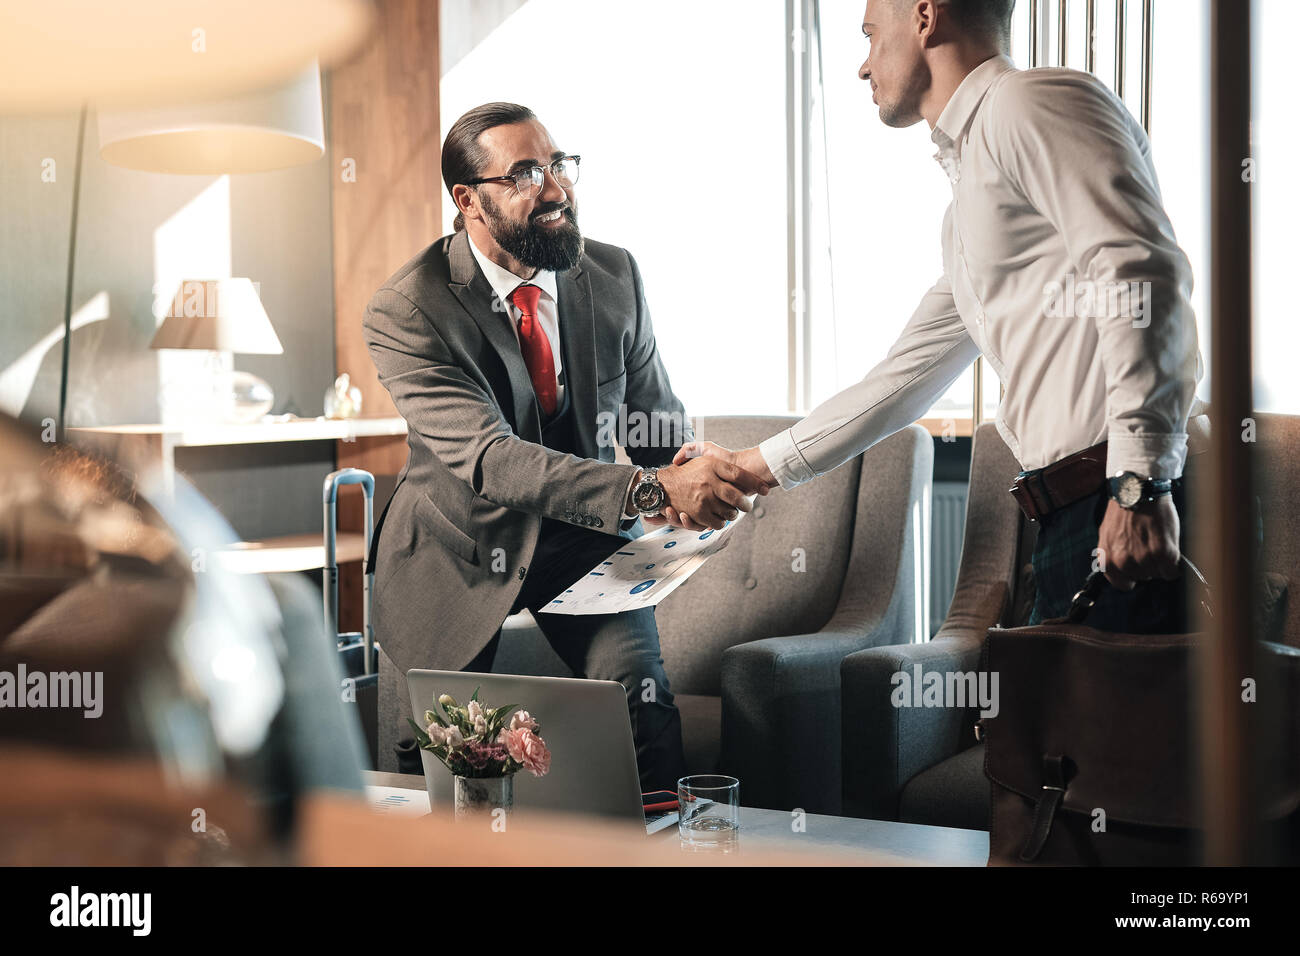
{"left": 721, "top": 626, "right": 895, "bottom": 817}
{"left": 840, "top": 627, "right": 986, "bottom": 821}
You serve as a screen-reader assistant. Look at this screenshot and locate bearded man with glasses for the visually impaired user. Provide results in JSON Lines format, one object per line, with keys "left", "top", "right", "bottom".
{"left": 362, "top": 102, "right": 771, "bottom": 791}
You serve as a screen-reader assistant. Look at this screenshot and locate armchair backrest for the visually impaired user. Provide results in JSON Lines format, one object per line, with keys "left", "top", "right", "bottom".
{"left": 938, "top": 423, "right": 1033, "bottom": 640}
{"left": 657, "top": 418, "right": 933, "bottom": 695}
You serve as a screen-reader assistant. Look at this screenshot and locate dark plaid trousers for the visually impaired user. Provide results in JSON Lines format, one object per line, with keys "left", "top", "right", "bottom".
{"left": 1025, "top": 458, "right": 1199, "bottom": 634}
{"left": 464, "top": 519, "right": 688, "bottom": 793}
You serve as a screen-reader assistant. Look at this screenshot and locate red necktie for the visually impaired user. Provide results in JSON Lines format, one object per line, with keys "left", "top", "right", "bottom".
{"left": 508, "top": 283, "right": 557, "bottom": 417}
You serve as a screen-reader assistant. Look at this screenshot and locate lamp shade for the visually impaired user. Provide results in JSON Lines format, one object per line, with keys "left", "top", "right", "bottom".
{"left": 151, "top": 279, "right": 283, "bottom": 355}
{"left": 98, "top": 65, "right": 324, "bottom": 175}
{"left": 0, "top": 0, "right": 372, "bottom": 113}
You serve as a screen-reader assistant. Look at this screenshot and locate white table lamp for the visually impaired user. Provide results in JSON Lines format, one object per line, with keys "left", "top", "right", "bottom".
{"left": 151, "top": 279, "right": 283, "bottom": 425}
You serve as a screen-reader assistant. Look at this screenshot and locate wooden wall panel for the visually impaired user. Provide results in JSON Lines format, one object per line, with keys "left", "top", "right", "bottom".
{"left": 328, "top": 0, "right": 441, "bottom": 632}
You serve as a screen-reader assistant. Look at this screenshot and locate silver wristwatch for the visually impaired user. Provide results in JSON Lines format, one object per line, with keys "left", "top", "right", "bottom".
{"left": 631, "top": 467, "right": 667, "bottom": 516}
{"left": 1107, "top": 471, "right": 1174, "bottom": 510}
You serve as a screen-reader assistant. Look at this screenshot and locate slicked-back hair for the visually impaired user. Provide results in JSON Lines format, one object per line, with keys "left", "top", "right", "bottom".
{"left": 896, "top": 0, "right": 1015, "bottom": 51}
{"left": 441, "top": 101, "right": 537, "bottom": 231}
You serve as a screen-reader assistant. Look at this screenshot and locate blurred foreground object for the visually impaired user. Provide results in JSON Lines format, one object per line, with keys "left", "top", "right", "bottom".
{"left": 0, "top": 413, "right": 365, "bottom": 864}
{"left": 99, "top": 64, "right": 325, "bottom": 175}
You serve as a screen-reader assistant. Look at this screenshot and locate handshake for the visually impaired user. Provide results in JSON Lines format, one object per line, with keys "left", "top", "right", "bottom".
{"left": 625, "top": 442, "right": 779, "bottom": 532}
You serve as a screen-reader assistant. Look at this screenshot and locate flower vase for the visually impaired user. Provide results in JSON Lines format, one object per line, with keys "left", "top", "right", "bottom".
{"left": 453, "top": 774, "right": 514, "bottom": 820}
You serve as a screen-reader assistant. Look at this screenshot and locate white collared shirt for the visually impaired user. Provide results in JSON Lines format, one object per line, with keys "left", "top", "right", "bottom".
{"left": 760, "top": 54, "right": 1203, "bottom": 488}
{"left": 467, "top": 235, "right": 565, "bottom": 408}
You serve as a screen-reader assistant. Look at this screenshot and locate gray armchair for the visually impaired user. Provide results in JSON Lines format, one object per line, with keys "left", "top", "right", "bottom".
{"left": 841, "top": 423, "right": 1035, "bottom": 829}
{"left": 842, "top": 411, "right": 1300, "bottom": 835}
{"left": 661, "top": 417, "right": 932, "bottom": 815}
{"left": 379, "top": 417, "right": 933, "bottom": 815}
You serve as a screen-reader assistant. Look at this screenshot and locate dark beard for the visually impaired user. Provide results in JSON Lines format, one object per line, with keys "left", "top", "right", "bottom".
{"left": 479, "top": 191, "right": 584, "bottom": 273}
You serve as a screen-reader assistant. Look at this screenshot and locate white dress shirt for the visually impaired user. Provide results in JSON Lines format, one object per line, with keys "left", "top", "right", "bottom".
{"left": 468, "top": 235, "right": 565, "bottom": 409}
{"left": 760, "top": 54, "right": 1203, "bottom": 489}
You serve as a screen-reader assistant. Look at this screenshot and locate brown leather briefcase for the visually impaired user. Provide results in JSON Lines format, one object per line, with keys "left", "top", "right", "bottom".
{"left": 981, "top": 561, "right": 1300, "bottom": 866}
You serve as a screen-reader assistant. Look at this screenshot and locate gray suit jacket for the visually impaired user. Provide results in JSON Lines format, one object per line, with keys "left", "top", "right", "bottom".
{"left": 363, "top": 229, "right": 693, "bottom": 673}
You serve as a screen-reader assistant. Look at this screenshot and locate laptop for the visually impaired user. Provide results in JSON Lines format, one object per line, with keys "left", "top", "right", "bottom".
{"left": 405, "top": 669, "right": 651, "bottom": 828}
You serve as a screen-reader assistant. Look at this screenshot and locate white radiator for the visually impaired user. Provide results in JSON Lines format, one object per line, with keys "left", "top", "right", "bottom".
{"left": 930, "top": 481, "right": 969, "bottom": 637}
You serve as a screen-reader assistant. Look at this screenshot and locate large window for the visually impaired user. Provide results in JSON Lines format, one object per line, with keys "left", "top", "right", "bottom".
{"left": 813, "top": 0, "right": 955, "bottom": 416}
{"left": 441, "top": 0, "right": 1295, "bottom": 419}
{"left": 814, "top": 0, "right": 1220, "bottom": 424}
{"left": 1252, "top": 0, "right": 1300, "bottom": 412}
{"left": 440, "top": 0, "right": 789, "bottom": 416}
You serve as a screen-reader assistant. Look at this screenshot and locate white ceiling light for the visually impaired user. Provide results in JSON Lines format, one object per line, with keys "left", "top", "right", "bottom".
{"left": 0, "top": 0, "right": 372, "bottom": 113}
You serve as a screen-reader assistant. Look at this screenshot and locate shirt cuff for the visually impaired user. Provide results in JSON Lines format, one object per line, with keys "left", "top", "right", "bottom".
{"left": 622, "top": 468, "right": 643, "bottom": 517}
{"left": 1105, "top": 432, "right": 1189, "bottom": 480}
{"left": 758, "top": 429, "right": 816, "bottom": 491}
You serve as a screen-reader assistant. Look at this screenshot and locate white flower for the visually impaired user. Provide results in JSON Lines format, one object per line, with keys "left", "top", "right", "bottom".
{"left": 467, "top": 700, "right": 488, "bottom": 736}
{"left": 443, "top": 724, "right": 465, "bottom": 749}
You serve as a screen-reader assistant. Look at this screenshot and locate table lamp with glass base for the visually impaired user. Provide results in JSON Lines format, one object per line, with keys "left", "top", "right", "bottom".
{"left": 151, "top": 278, "right": 283, "bottom": 425}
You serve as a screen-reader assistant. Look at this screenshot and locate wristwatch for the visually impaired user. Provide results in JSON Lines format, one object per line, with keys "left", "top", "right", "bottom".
{"left": 631, "top": 467, "right": 668, "bottom": 516}
{"left": 1107, "top": 471, "right": 1174, "bottom": 510}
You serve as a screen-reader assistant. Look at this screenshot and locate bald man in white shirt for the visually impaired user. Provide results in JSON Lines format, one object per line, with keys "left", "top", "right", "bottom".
{"left": 676, "top": 0, "right": 1205, "bottom": 633}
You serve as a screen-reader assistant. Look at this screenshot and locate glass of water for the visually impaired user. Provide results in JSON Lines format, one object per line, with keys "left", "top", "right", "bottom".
{"left": 677, "top": 775, "right": 740, "bottom": 851}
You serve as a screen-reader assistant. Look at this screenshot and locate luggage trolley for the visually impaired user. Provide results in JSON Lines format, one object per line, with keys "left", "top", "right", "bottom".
{"left": 322, "top": 468, "right": 377, "bottom": 684}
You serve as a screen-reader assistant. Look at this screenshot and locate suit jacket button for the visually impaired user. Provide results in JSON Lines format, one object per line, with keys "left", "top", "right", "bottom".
{"left": 518, "top": 567, "right": 527, "bottom": 580}
{"left": 744, "top": 576, "right": 758, "bottom": 590}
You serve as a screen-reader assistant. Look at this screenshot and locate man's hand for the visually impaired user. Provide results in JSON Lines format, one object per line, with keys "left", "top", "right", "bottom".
{"left": 672, "top": 441, "right": 778, "bottom": 489}
{"left": 1096, "top": 495, "right": 1181, "bottom": 591}
{"left": 650, "top": 442, "right": 776, "bottom": 531}
{"left": 646, "top": 456, "right": 768, "bottom": 531}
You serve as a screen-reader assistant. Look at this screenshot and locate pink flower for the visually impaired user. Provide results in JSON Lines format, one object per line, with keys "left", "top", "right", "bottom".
{"left": 463, "top": 739, "right": 508, "bottom": 772}
{"left": 500, "top": 727, "right": 551, "bottom": 777}
{"left": 509, "top": 710, "right": 538, "bottom": 733}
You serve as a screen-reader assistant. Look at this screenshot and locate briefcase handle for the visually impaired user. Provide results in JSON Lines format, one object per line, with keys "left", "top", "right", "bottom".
{"left": 1056, "top": 554, "right": 1213, "bottom": 625}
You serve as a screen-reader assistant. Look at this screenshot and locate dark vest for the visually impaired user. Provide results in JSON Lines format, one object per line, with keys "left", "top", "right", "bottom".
{"left": 539, "top": 371, "right": 578, "bottom": 455}
{"left": 537, "top": 303, "right": 579, "bottom": 456}
{"left": 534, "top": 311, "right": 583, "bottom": 544}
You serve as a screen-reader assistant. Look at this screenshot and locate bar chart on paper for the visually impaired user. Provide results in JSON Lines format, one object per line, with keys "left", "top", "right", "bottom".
{"left": 539, "top": 510, "right": 748, "bottom": 616}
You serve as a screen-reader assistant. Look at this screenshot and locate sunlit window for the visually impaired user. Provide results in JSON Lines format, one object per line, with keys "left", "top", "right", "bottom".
{"left": 441, "top": 0, "right": 1295, "bottom": 422}
{"left": 440, "top": 0, "right": 788, "bottom": 416}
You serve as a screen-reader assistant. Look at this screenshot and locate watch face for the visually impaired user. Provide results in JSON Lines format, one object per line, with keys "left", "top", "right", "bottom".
{"left": 633, "top": 481, "right": 664, "bottom": 512}
{"left": 1115, "top": 473, "right": 1144, "bottom": 508}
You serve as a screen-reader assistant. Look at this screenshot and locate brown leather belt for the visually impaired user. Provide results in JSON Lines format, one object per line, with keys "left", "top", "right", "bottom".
{"left": 1008, "top": 441, "right": 1108, "bottom": 522}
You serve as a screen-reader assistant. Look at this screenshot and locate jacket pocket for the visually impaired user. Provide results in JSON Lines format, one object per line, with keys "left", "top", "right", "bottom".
{"left": 596, "top": 368, "right": 627, "bottom": 397}
{"left": 413, "top": 492, "right": 478, "bottom": 565}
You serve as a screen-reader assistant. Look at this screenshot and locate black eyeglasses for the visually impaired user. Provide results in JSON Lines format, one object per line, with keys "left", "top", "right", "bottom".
{"left": 465, "top": 155, "right": 581, "bottom": 199}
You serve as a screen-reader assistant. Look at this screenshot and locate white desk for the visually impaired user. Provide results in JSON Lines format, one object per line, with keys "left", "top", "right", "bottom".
{"left": 360, "top": 771, "right": 989, "bottom": 866}
{"left": 69, "top": 415, "right": 407, "bottom": 573}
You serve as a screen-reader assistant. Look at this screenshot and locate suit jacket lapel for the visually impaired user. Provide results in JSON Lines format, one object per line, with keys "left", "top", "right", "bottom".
{"left": 557, "top": 263, "right": 598, "bottom": 459}
{"left": 446, "top": 230, "right": 540, "bottom": 441}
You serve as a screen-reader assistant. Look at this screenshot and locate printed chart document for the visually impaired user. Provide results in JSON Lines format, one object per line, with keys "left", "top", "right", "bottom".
{"left": 539, "top": 510, "right": 747, "bottom": 615}
{"left": 364, "top": 785, "right": 431, "bottom": 817}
